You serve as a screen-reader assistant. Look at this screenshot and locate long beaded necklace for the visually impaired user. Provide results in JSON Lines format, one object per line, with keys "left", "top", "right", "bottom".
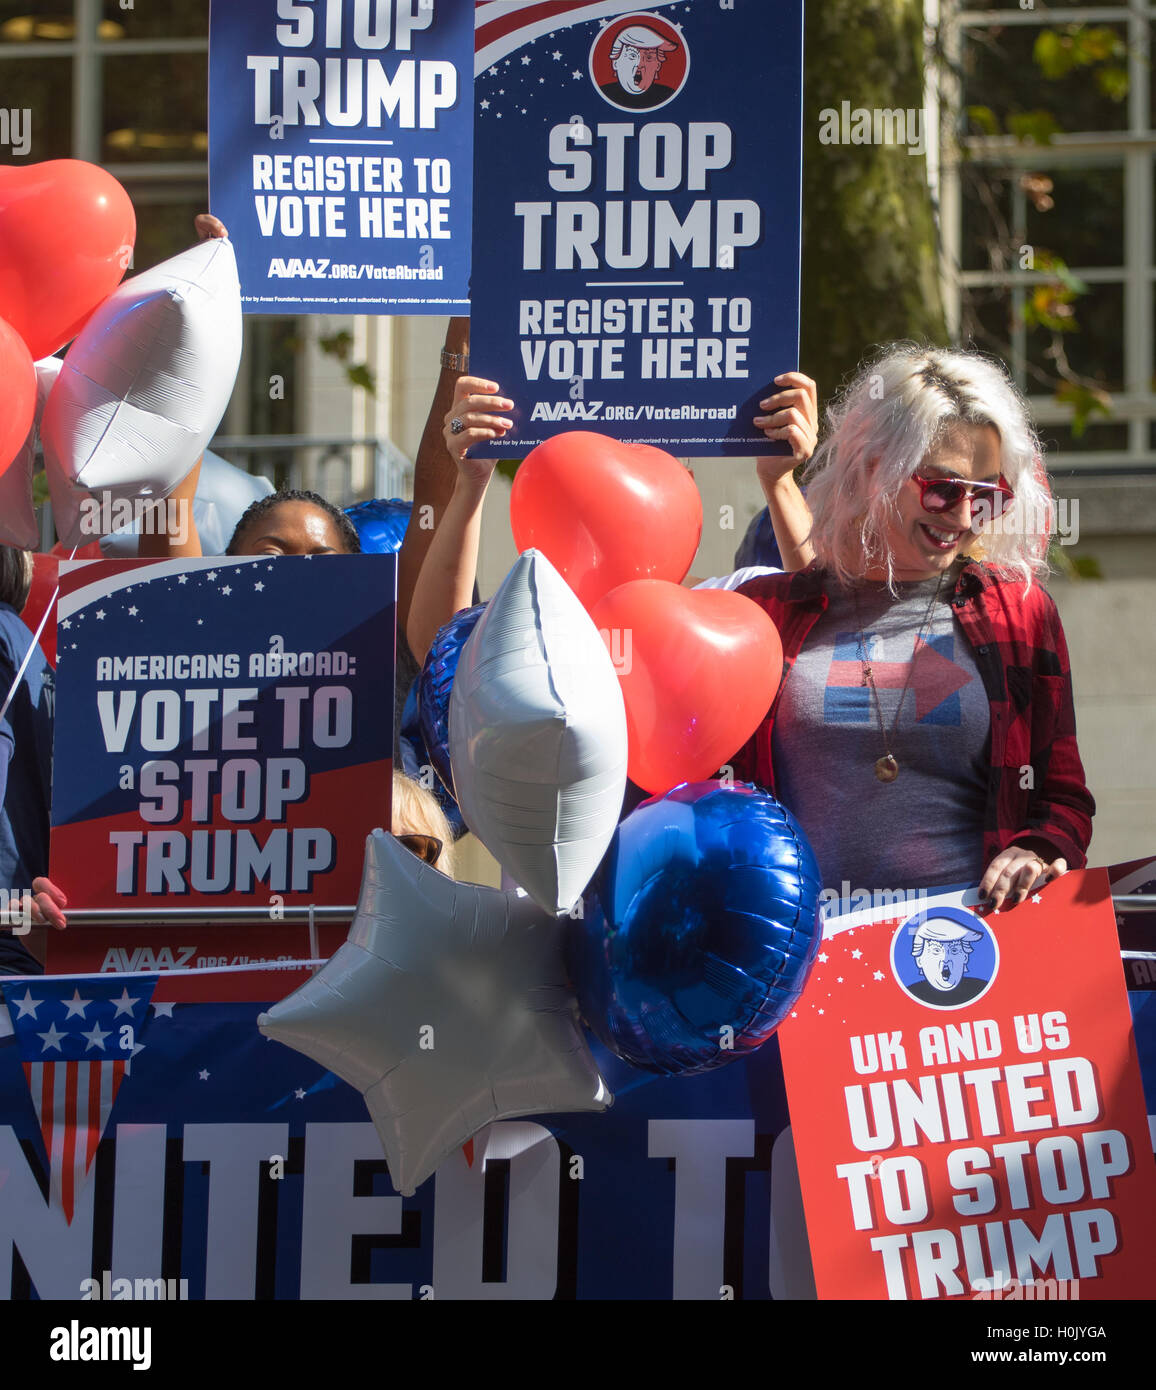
{"left": 850, "top": 572, "right": 946, "bottom": 783}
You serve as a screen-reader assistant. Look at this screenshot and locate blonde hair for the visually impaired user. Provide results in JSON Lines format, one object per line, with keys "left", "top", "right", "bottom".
{"left": 803, "top": 343, "right": 1053, "bottom": 591}
{"left": 391, "top": 770, "right": 456, "bottom": 878}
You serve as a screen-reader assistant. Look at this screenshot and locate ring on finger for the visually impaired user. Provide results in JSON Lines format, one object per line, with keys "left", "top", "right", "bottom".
{"left": 450, "top": 417, "right": 465, "bottom": 435}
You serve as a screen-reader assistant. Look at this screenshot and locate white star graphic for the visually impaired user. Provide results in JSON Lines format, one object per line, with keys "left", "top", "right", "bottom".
{"left": 60, "top": 618, "right": 71, "bottom": 630}
{"left": 817, "top": 952, "right": 828, "bottom": 963}
{"left": 197, "top": 619, "right": 204, "bottom": 625}
{"left": 12, "top": 988, "right": 42, "bottom": 1018}
{"left": 488, "top": 65, "right": 498, "bottom": 76}
{"left": 295, "top": 1088, "right": 306, "bottom": 1100}
{"left": 538, "top": 77, "right": 545, "bottom": 84}
{"left": 82, "top": 1021, "right": 111, "bottom": 1051}
{"left": 61, "top": 988, "right": 91, "bottom": 1019}
{"left": 152, "top": 1001, "right": 175, "bottom": 1018}
{"left": 221, "top": 585, "right": 232, "bottom": 596}
{"left": 480, "top": 98, "right": 490, "bottom": 109}
{"left": 95, "top": 609, "right": 106, "bottom": 620}
{"left": 198, "top": 1069, "right": 210, "bottom": 1081}
{"left": 498, "top": 88, "right": 505, "bottom": 94}
{"left": 127, "top": 605, "right": 138, "bottom": 616}
{"left": 177, "top": 574, "right": 188, "bottom": 584}
{"left": 110, "top": 988, "right": 139, "bottom": 1018}
{"left": 1031, "top": 893, "right": 1042, "bottom": 904}
{"left": 572, "top": 70, "right": 582, "bottom": 79}
{"left": 254, "top": 582, "right": 264, "bottom": 592}
{"left": 37, "top": 1022, "right": 66, "bottom": 1053}
{"left": 818, "top": 1008, "right": 825, "bottom": 1015}
{"left": 496, "top": 112, "right": 502, "bottom": 118}
{"left": 521, "top": 54, "right": 531, "bottom": 65}
{"left": 552, "top": 50, "right": 562, "bottom": 60}
{"left": 873, "top": 970, "right": 885, "bottom": 981}
{"left": 851, "top": 949, "right": 863, "bottom": 960}
{"left": 836, "top": 976, "right": 844, "bottom": 983}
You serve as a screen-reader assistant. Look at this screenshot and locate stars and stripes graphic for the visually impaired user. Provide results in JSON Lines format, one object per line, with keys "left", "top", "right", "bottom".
{"left": 0, "top": 976, "right": 156, "bottom": 1224}
{"left": 474, "top": 0, "right": 671, "bottom": 73}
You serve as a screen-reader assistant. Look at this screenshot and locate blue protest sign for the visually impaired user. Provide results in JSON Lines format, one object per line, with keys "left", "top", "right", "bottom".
{"left": 469, "top": 1, "right": 803, "bottom": 456}
{"left": 208, "top": 0, "right": 473, "bottom": 314}
{"left": 50, "top": 556, "right": 396, "bottom": 912}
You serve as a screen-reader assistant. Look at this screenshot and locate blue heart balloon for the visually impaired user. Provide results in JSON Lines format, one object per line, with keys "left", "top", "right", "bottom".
{"left": 568, "top": 781, "right": 822, "bottom": 1075}
{"left": 416, "top": 603, "right": 486, "bottom": 797}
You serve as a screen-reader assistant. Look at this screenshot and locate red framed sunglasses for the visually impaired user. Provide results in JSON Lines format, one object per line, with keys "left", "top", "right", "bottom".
{"left": 910, "top": 473, "right": 1014, "bottom": 515}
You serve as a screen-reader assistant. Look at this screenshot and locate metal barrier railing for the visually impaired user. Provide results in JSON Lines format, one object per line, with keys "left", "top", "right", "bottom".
{"left": 52, "top": 893, "right": 1156, "bottom": 928}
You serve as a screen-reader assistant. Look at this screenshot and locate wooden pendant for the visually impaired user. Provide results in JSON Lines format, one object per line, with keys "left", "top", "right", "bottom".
{"left": 874, "top": 754, "right": 899, "bottom": 783}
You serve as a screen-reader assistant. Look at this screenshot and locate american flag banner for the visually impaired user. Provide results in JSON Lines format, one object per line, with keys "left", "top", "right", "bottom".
{"left": 474, "top": 0, "right": 651, "bottom": 71}
{"left": 0, "top": 975, "right": 156, "bottom": 1225}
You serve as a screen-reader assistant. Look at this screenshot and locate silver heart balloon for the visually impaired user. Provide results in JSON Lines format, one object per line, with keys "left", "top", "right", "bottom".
{"left": 258, "top": 830, "right": 611, "bottom": 1197}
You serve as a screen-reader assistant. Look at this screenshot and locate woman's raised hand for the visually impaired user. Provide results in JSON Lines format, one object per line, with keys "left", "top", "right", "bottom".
{"left": 754, "top": 372, "right": 818, "bottom": 484}
{"left": 443, "top": 377, "right": 514, "bottom": 485}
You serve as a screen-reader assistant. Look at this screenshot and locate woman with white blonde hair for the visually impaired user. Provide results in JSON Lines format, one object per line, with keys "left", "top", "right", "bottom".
{"left": 392, "top": 769, "right": 456, "bottom": 878}
{"left": 732, "top": 343, "right": 1094, "bottom": 914}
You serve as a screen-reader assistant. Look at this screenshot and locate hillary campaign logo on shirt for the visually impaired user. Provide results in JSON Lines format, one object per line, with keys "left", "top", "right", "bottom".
{"left": 824, "top": 630, "right": 975, "bottom": 727}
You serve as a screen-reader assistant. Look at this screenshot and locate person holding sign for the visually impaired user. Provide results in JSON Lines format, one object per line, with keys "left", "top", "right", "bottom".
{"left": 730, "top": 345, "right": 1094, "bottom": 915}
{"left": 405, "top": 372, "right": 819, "bottom": 664}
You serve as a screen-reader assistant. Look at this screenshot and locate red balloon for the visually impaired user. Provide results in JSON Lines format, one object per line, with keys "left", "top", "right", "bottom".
{"left": 0, "top": 314, "right": 35, "bottom": 477}
{"left": 510, "top": 431, "right": 702, "bottom": 610}
{"left": 590, "top": 580, "right": 783, "bottom": 795}
{"left": 0, "top": 160, "right": 135, "bottom": 359}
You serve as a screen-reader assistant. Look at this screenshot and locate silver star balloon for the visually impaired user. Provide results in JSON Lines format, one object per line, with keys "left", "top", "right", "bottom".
{"left": 258, "top": 831, "right": 611, "bottom": 1196}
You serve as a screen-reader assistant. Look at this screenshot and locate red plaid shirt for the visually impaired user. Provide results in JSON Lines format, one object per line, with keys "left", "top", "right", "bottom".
{"left": 731, "top": 562, "right": 1095, "bottom": 870}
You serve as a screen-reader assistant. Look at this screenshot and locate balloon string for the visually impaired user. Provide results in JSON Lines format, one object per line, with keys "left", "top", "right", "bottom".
{"left": 0, "top": 547, "right": 73, "bottom": 727}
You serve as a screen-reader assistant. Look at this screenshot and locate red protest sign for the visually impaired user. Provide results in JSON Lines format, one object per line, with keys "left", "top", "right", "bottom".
{"left": 778, "top": 868, "right": 1156, "bottom": 1300}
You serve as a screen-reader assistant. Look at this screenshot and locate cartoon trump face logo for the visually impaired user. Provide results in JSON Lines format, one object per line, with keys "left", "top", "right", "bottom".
{"left": 890, "top": 906, "right": 999, "bottom": 1010}
{"left": 590, "top": 13, "right": 689, "bottom": 112}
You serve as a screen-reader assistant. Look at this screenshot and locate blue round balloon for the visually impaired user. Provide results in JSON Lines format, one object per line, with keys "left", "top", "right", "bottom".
{"left": 345, "top": 497, "right": 412, "bottom": 554}
{"left": 568, "top": 781, "right": 822, "bottom": 1075}
{"left": 416, "top": 603, "right": 486, "bottom": 797}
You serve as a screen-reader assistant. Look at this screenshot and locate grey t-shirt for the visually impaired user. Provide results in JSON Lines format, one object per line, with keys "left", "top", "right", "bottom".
{"left": 771, "top": 570, "right": 990, "bottom": 894}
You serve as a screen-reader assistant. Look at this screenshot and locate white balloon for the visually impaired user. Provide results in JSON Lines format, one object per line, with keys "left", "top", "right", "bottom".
{"left": 449, "top": 549, "right": 628, "bottom": 915}
{"left": 42, "top": 238, "right": 242, "bottom": 546}
{"left": 98, "top": 448, "right": 274, "bottom": 557}
{"left": 259, "top": 830, "right": 610, "bottom": 1198}
{"left": 0, "top": 356, "right": 63, "bottom": 549}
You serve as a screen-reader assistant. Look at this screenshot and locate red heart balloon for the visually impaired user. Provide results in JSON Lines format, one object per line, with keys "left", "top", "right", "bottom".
{"left": 0, "top": 160, "right": 135, "bottom": 359}
{"left": 510, "top": 431, "right": 702, "bottom": 610}
{"left": 590, "top": 580, "right": 783, "bottom": 795}
{"left": 0, "top": 314, "right": 35, "bottom": 476}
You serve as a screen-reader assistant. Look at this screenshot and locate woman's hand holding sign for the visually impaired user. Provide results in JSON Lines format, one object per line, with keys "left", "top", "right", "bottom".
{"left": 442, "top": 376, "right": 514, "bottom": 476}
{"left": 979, "top": 844, "right": 1068, "bottom": 915}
